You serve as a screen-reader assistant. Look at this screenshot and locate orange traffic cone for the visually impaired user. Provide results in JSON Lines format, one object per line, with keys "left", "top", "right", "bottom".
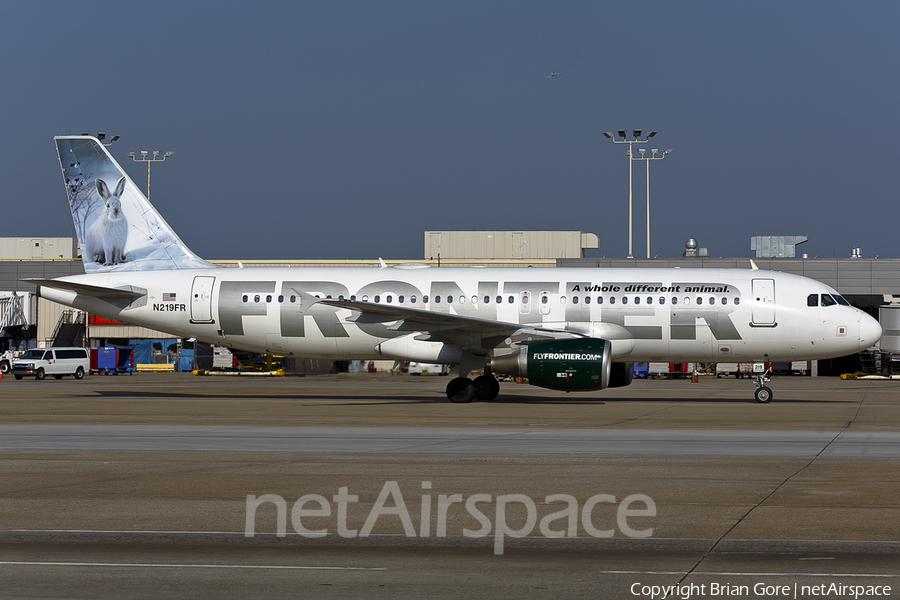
{"left": 691, "top": 369, "right": 698, "bottom": 383}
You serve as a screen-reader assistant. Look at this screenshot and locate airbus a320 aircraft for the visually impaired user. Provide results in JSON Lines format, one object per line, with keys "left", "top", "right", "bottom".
{"left": 35, "top": 136, "right": 882, "bottom": 403}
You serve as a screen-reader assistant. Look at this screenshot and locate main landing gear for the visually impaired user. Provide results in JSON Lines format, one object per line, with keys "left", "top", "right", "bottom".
{"left": 753, "top": 367, "right": 773, "bottom": 403}
{"left": 446, "top": 368, "right": 500, "bottom": 403}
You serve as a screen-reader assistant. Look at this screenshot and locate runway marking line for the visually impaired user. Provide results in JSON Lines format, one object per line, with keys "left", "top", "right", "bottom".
{"left": 0, "top": 561, "right": 384, "bottom": 571}
{"left": 0, "top": 563, "right": 893, "bottom": 578}
{"left": 581, "top": 571, "right": 899, "bottom": 578}
{"left": 4, "top": 529, "right": 900, "bottom": 546}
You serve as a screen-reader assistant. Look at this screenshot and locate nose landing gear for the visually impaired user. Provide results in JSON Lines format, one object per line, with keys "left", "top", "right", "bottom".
{"left": 753, "top": 367, "right": 773, "bottom": 403}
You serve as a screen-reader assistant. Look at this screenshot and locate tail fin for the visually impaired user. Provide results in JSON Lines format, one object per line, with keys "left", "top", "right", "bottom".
{"left": 54, "top": 136, "right": 214, "bottom": 272}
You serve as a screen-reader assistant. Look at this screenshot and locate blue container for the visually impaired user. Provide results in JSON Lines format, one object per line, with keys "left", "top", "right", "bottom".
{"left": 96, "top": 346, "right": 135, "bottom": 375}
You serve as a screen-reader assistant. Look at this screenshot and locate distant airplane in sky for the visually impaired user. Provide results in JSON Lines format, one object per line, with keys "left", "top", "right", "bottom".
{"left": 547, "top": 71, "right": 562, "bottom": 78}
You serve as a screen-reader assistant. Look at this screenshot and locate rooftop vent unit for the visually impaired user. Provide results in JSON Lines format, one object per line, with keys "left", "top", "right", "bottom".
{"left": 682, "top": 238, "right": 708, "bottom": 258}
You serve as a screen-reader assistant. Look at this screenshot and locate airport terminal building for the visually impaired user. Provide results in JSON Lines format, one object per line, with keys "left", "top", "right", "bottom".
{"left": 1, "top": 234, "right": 898, "bottom": 375}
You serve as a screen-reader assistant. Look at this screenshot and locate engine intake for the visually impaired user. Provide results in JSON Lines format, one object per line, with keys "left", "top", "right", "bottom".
{"left": 490, "top": 338, "right": 612, "bottom": 392}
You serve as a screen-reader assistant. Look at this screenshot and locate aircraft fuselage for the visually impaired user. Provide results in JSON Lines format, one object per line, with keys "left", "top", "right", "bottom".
{"left": 39, "top": 266, "right": 880, "bottom": 364}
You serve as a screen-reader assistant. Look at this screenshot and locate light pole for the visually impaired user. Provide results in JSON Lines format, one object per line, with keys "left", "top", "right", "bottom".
{"left": 603, "top": 130, "right": 657, "bottom": 258}
{"left": 631, "top": 147, "right": 673, "bottom": 258}
{"left": 125, "top": 150, "right": 174, "bottom": 201}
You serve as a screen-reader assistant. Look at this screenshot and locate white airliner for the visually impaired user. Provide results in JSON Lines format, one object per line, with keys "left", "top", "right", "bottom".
{"left": 35, "top": 136, "right": 882, "bottom": 403}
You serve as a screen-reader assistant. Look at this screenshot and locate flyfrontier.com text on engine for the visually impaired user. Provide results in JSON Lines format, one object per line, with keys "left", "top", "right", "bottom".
{"left": 532, "top": 353, "right": 604, "bottom": 361}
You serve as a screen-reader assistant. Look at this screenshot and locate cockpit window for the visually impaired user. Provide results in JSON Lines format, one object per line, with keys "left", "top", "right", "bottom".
{"left": 821, "top": 294, "right": 837, "bottom": 307}
{"left": 834, "top": 295, "right": 850, "bottom": 306}
{"left": 807, "top": 294, "right": 818, "bottom": 307}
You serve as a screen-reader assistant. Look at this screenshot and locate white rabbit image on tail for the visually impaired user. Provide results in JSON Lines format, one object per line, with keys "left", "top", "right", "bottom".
{"left": 85, "top": 177, "right": 128, "bottom": 265}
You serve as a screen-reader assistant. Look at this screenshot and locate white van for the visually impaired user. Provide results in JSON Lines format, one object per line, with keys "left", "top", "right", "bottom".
{"left": 12, "top": 347, "right": 90, "bottom": 380}
{"left": 408, "top": 362, "right": 450, "bottom": 376}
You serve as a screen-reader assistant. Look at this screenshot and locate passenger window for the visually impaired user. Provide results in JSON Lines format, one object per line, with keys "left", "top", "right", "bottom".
{"left": 435, "top": 295, "right": 441, "bottom": 304}
{"left": 484, "top": 296, "right": 490, "bottom": 304}
{"left": 508, "top": 296, "right": 514, "bottom": 303}
{"left": 386, "top": 295, "right": 392, "bottom": 303}
{"left": 254, "top": 295, "right": 260, "bottom": 303}
{"left": 541, "top": 296, "right": 549, "bottom": 304}
{"left": 647, "top": 297, "right": 653, "bottom": 304}
{"left": 807, "top": 294, "right": 818, "bottom": 307}
{"left": 266, "top": 295, "right": 272, "bottom": 303}
{"left": 671, "top": 297, "right": 677, "bottom": 305}
{"left": 242, "top": 295, "right": 248, "bottom": 303}
{"left": 821, "top": 294, "right": 836, "bottom": 307}
{"left": 374, "top": 295, "right": 381, "bottom": 303}
{"left": 278, "top": 295, "right": 284, "bottom": 303}
{"left": 496, "top": 296, "right": 502, "bottom": 304}
{"left": 423, "top": 295, "right": 429, "bottom": 303}
{"left": 290, "top": 295, "right": 297, "bottom": 303}
{"left": 597, "top": 297, "right": 603, "bottom": 304}
{"left": 350, "top": 295, "right": 357, "bottom": 301}
{"left": 634, "top": 297, "right": 640, "bottom": 305}
{"left": 362, "top": 295, "right": 368, "bottom": 302}
{"left": 609, "top": 297, "right": 616, "bottom": 305}
{"left": 659, "top": 297, "right": 665, "bottom": 305}
{"left": 560, "top": 296, "right": 566, "bottom": 304}
{"left": 721, "top": 298, "right": 727, "bottom": 305}
{"left": 410, "top": 296, "right": 417, "bottom": 304}
{"left": 447, "top": 296, "right": 453, "bottom": 304}
{"left": 572, "top": 296, "right": 579, "bottom": 304}
{"left": 399, "top": 295, "right": 405, "bottom": 303}
{"left": 584, "top": 296, "right": 591, "bottom": 305}
{"left": 734, "top": 297, "right": 740, "bottom": 305}
{"left": 696, "top": 297, "right": 703, "bottom": 305}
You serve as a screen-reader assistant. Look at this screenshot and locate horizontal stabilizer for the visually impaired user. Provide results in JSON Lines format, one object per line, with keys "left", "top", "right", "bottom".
{"left": 25, "top": 278, "right": 147, "bottom": 300}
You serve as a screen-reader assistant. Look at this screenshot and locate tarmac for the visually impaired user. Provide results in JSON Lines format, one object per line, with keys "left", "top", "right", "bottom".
{"left": 0, "top": 372, "right": 898, "bottom": 599}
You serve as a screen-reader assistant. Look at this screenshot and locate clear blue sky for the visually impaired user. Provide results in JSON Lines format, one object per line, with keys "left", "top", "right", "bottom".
{"left": 2, "top": 1, "right": 898, "bottom": 260}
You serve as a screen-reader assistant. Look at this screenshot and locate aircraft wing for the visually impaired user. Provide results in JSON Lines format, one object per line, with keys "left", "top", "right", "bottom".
{"left": 319, "top": 298, "right": 579, "bottom": 349}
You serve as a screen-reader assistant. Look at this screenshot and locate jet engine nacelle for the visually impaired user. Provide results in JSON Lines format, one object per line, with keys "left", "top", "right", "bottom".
{"left": 490, "top": 338, "right": 613, "bottom": 392}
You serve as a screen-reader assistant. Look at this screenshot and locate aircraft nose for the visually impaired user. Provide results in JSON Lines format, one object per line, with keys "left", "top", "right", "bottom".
{"left": 859, "top": 313, "right": 883, "bottom": 349}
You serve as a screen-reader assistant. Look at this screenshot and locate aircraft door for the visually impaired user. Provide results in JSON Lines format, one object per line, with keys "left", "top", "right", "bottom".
{"left": 190, "top": 276, "right": 216, "bottom": 324}
{"left": 539, "top": 291, "right": 552, "bottom": 315}
{"left": 751, "top": 278, "right": 776, "bottom": 325}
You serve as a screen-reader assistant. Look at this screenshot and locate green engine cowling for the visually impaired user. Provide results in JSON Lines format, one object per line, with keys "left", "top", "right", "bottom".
{"left": 490, "top": 338, "right": 613, "bottom": 392}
